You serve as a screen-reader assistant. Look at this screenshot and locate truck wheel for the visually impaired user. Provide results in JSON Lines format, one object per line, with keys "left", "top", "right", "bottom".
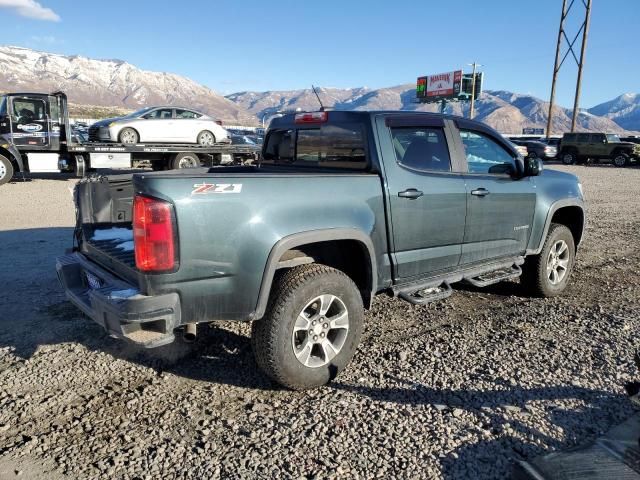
{"left": 612, "top": 153, "right": 629, "bottom": 168}
{"left": 251, "top": 264, "right": 364, "bottom": 390}
{"left": 118, "top": 128, "right": 139, "bottom": 145}
{"left": 561, "top": 151, "right": 576, "bottom": 165}
{"left": 0, "top": 155, "right": 14, "bottom": 186}
{"left": 171, "top": 152, "right": 201, "bottom": 169}
{"left": 521, "top": 223, "right": 575, "bottom": 297}
{"left": 197, "top": 130, "right": 216, "bottom": 146}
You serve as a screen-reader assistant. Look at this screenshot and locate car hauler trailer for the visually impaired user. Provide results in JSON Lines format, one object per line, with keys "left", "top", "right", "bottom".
{"left": 0, "top": 91, "right": 259, "bottom": 185}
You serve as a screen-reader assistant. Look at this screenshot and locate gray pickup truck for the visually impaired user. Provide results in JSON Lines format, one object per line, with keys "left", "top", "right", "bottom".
{"left": 57, "top": 110, "right": 585, "bottom": 389}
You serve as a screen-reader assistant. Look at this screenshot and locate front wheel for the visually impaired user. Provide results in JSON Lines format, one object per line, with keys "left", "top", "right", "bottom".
{"left": 612, "top": 153, "right": 629, "bottom": 168}
{"left": 521, "top": 223, "right": 575, "bottom": 297}
{"left": 0, "top": 155, "right": 14, "bottom": 186}
{"left": 251, "top": 264, "right": 364, "bottom": 390}
{"left": 118, "top": 128, "right": 139, "bottom": 145}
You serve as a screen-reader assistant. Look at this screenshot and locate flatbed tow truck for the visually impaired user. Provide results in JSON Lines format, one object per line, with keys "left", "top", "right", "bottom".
{"left": 0, "top": 91, "right": 259, "bottom": 185}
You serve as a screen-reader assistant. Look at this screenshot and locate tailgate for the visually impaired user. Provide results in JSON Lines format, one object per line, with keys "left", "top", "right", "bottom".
{"left": 74, "top": 175, "right": 138, "bottom": 282}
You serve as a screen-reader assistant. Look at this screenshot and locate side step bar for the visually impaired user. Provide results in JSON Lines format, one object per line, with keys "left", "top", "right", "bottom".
{"left": 464, "top": 265, "right": 522, "bottom": 288}
{"left": 394, "top": 256, "right": 525, "bottom": 306}
{"left": 398, "top": 282, "right": 453, "bottom": 305}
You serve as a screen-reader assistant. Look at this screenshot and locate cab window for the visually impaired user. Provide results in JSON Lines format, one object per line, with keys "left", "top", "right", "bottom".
{"left": 263, "top": 124, "right": 367, "bottom": 170}
{"left": 12, "top": 98, "right": 46, "bottom": 121}
{"left": 460, "top": 129, "right": 516, "bottom": 175}
{"left": 390, "top": 127, "right": 451, "bottom": 172}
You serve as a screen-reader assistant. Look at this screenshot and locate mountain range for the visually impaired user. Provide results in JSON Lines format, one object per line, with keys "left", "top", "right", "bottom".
{"left": 0, "top": 45, "right": 638, "bottom": 133}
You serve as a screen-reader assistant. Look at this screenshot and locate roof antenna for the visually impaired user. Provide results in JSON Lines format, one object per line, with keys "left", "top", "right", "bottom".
{"left": 311, "top": 85, "right": 325, "bottom": 111}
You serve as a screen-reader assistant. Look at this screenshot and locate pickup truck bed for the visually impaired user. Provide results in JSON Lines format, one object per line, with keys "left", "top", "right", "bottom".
{"left": 57, "top": 110, "right": 585, "bottom": 389}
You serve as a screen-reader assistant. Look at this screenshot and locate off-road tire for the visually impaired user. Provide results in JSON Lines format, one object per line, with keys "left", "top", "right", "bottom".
{"left": 521, "top": 223, "right": 575, "bottom": 297}
{"left": 561, "top": 150, "right": 576, "bottom": 165}
{"left": 612, "top": 152, "right": 629, "bottom": 168}
{"left": 251, "top": 264, "right": 364, "bottom": 390}
{"left": 0, "top": 154, "right": 14, "bottom": 186}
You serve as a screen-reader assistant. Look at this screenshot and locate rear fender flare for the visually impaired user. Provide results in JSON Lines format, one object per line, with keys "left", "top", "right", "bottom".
{"left": 251, "top": 228, "right": 377, "bottom": 320}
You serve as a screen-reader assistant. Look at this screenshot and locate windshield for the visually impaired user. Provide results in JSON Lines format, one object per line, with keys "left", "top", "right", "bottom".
{"left": 125, "top": 107, "right": 156, "bottom": 118}
{"left": 606, "top": 134, "right": 621, "bottom": 143}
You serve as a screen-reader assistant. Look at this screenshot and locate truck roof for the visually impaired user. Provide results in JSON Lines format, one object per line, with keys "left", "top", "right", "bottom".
{"left": 268, "top": 109, "right": 503, "bottom": 139}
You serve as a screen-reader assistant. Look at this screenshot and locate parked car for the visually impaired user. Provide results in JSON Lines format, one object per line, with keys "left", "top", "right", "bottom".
{"left": 559, "top": 132, "right": 640, "bottom": 167}
{"left": 57, "top": 110, "right": 585, "bottom": 389}
{"left": 88, "top": 107, "right": 230, "bottom": 145}
{"left": 620, "top": 136, "right": 640, "bottom": 145}
{"left": 509, "top": 138, "right": 557, "bottom": 160}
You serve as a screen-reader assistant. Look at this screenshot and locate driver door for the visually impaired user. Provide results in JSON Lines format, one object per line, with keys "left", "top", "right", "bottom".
{"left": 9, "top": 96, "right": 50, "bottom": 148}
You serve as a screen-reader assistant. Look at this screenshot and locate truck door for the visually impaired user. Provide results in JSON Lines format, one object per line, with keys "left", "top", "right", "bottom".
{"left": 376, "top": 115, "right": 467, "bottom": 280}
{"left": 8, "top": 96, "right": 50, "bottom": 149}
{"left": 455, "top": 123, "right": 536, "bottom": 264}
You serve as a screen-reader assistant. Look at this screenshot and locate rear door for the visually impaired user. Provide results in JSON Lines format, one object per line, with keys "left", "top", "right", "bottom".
{"left": 175, "top": 109, "right": 201, "bottom": 142}
{"left": 376, "top": 115, "right": 467, "bottom": 280}
{"left": 8, "top": 95, "right": 50, "bottom": 149}
{"left": 455, "top": 122, "right": 536, "bottom": 264}
{"left": 588, "top": 133, "right": 607, "bottom": 158}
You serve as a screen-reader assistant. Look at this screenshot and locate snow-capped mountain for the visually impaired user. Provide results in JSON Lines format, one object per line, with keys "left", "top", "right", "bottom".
{"left": 228, "top": 86, "right": 631, "bottom": 134}
{"left": 588, "top": 93, "right": 640, "bottom": 131}
{"left": 0, "top": 46, "right": 256, "bottom": 125}
{"left": 0, "top": 45, "right": 635, "bottom": 133}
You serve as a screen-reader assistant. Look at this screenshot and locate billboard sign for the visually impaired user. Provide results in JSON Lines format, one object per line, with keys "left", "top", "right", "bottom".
{"left": 417, "top": 70, "right": 462, "bottom": 101}
{"left": 522, "top": 127, "right": 545, "bottom": 135}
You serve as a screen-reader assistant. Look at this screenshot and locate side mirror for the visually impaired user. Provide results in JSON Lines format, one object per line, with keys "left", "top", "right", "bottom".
{"left": 524, "top": 157, "right": 543, "bottom": 176}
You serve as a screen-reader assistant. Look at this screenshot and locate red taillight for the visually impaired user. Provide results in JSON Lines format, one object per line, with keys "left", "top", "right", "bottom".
{"left": 133, "top": 195, "right": 177, "bottom": 272}
{"left": 294, "top": 111, "right": 328, "bottom": 124}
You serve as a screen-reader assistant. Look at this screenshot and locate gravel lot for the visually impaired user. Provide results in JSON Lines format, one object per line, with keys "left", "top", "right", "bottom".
{"left": 0, "top": 165, "right": 639, "bottom": 479}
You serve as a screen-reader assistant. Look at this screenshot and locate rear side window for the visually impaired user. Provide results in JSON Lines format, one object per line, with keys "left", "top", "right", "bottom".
{"left": 175, "top": 109, "right": 201, "bottom": 119}
{"left": 460, "top": 129, "right": 516, "bottom": 175}
{"left": 577, "top": 134, "right": 589, "bottom": 143}
{"left": 390, "top": 127, "right": 451, "bottom": 172}
{"left": 563, "top": 133, "right": 576, "bottom": 142}
{"left": 263, "top": 124, "right": 367, "bottom": 170}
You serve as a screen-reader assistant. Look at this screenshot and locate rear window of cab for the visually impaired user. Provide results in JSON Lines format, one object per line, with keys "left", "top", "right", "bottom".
{"left": 262, "top": 123, "right": 367, "bottom": 170}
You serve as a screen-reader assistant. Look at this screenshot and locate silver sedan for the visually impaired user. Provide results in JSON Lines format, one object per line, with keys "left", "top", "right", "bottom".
{"left": 88, "top": 106, "right": 230, "bottom": 145}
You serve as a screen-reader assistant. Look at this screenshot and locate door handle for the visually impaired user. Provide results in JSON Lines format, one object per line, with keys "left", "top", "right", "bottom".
{"left": 398, "top": 188, "right": 423, "bottom": 199}
{"left": 471, "top": 188, "right": 490, "bottom": 197}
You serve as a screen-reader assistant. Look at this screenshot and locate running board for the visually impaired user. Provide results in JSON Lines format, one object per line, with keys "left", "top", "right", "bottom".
{"left": 464, "top": 265, "right": 522, "bottom": 288}
{"left": 398, "top": 282, "right": 453, "bottom": 305}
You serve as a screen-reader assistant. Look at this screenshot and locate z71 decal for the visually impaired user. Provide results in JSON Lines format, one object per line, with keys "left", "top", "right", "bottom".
{"left": 192, "top": 183, "right": 243, "bottom": 195}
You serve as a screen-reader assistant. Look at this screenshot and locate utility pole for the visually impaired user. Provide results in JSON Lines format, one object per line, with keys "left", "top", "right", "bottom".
{"left": 546, "top": 0, "right": 592, "bottom": 137}
{"left": 468, "top": 62, "right": 482, "bottom": 119}
{"left": 571, "top": 0, "right": 592, "bottom": 132}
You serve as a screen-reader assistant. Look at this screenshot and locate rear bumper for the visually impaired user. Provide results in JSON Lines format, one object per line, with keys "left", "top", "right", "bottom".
{"left": 56, "top": 252, "right": 180, "bottom": 348}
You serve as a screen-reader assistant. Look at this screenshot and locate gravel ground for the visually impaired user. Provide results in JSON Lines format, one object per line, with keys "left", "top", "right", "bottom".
{"left": 0, "top": 166, "right": 639, "bottom": 479}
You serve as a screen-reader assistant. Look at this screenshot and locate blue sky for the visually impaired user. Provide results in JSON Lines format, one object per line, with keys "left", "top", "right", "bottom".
{"left": 0, "top": 0, "right": 637, "bottom": 107}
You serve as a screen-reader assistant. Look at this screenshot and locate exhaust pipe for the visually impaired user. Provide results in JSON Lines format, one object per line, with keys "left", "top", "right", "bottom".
{"left": 183, "top": 323, "right": 197, "bottom": 343}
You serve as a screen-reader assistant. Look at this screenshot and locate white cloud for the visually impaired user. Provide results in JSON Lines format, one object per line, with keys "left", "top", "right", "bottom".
{"left": 0, "top": 0, "right": 60, "bottom": 21}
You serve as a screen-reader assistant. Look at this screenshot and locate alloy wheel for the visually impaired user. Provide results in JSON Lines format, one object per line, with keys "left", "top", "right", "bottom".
{"left": 546, "top": 239, "right": 570, "bottom": 285}
{"left": 291, "top": 294, "right": 349, "bottom": 368}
